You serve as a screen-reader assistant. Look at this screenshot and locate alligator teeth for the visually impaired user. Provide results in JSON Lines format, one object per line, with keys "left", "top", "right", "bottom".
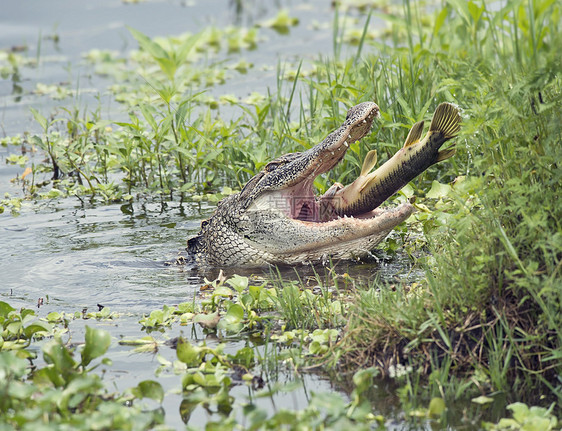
{"left": 344, "top": 141, "right": 348, "bottom": 147}
{"left": 362, "top": 120, "right": 367, "bottom": 124}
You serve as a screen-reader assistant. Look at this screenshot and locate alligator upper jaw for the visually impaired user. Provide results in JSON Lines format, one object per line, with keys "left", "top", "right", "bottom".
{"left": 246, "top": 102, "right": 382, "bottom": 222}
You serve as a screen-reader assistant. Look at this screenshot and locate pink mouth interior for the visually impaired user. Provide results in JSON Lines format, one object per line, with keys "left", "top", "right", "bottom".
{"left": 266, "top": 105, "right": 381, "bottom": 224}
{"left": 277, "top": 177, "right": 376, "bottom": 223}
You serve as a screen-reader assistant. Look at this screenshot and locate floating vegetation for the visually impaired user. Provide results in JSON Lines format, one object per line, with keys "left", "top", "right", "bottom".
{"left": 258, "top": 9, "right": 300, "bottom": 34}
{"left": 1, "top": 0, "right": 561, "bottom": 428}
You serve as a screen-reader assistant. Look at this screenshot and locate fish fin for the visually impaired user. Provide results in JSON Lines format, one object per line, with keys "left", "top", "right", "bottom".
{"left": 429, "top": 102, "right": 462, "bottom": 139}
{"left": 403, "top": 121, "right": 424, "bottom": 147}
{"left": 360, "top": 150, "right": 378, "bottom": 176}
{"left": 359, "top": 173, "right": 377, "bottom": 193}
{"left": 436, "top": 146, "right": 456, "bottom": 162}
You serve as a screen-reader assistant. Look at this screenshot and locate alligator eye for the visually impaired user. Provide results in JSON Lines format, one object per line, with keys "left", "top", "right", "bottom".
{"left": 265, "top": 162, "right": 280, "bottom": 172}
{"left": 201, "top": 220, "right": 209, "bottom": 228}
{"left": 265, "top": 161, "right": 288, "bottom": 172}
{"left": 345, "top": 104, "right": 360, "bottom": 121}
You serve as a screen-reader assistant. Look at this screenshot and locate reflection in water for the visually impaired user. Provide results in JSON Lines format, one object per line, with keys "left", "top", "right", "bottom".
{"left": 11, "top": 69, "right": 23, "bottom": 101}
{"left": 188, "top": 247, "right": 421, "bottom": 291}
{"left": 229, "top": 0, "right": 278, "bottom": 27}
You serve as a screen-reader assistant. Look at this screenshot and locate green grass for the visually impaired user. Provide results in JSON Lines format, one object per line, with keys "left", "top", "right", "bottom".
{"left": 2, "top": 0, "right": 561, "bottom": 423}
{"left": 330, "top": 0, "right": 562, "bottom": 411}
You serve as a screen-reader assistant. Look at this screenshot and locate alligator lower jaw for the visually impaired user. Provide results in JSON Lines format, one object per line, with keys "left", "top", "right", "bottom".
{"left": 247, "top": 201, "right": 415, "bottom": 265}
{"left": 295, "top": 202, "right": 415, "bottom": 230}
{"left": 242, "top": 163, "right": 416, "bottom": 264}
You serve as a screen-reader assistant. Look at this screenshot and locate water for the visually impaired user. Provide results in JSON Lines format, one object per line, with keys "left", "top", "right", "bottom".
{"left": 1, "top": 197, "right": 417, "bottom": 310}
{"left": 0, "top": 1, "right": 427, "bottom": 428}
{"left": 0, "top": 0, "right": 343, "bottom": 138}
{"left": 0, "top": 197, "right": 419, "bottom": 428}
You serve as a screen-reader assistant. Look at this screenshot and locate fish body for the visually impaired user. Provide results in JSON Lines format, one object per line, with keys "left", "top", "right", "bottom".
{"left": 324, "top": 102, "right": 461, "bottom": 217}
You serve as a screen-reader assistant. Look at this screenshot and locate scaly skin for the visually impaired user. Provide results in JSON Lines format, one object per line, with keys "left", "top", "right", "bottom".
{"left": 187, "top": 102, "right": 461, "bottom": 267}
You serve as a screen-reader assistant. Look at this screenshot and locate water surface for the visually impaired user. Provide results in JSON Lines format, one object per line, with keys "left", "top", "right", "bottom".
{"left": 0, "top": 1, "right": 426, "bottom": 428}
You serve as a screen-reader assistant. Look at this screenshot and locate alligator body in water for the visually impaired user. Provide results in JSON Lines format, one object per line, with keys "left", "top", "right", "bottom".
{"left": 188, "top": 102, "right": 461, "bottom": 267}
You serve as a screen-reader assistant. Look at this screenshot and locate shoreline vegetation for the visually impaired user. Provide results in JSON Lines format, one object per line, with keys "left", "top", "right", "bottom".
{"left": 1, "top": 0, "right": 561, "bottom": 429}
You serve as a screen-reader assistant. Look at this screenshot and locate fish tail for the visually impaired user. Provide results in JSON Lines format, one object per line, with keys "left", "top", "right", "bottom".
{"left": 429, "top": 102, "right": 462, "bottom": 139}
{"left": 436, "top": 146, "right": 456, "bottom": 162}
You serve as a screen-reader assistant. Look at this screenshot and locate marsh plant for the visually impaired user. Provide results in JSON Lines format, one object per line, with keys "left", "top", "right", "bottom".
{"left": 332, "top": 0, "right": 562, "bottom": 413}
{"left": 1, "top": 0, "right": 561, "bottom": 427}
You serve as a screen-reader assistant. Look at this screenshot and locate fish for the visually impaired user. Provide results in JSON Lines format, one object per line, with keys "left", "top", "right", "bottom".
{"left": 322, "top": 102, "right": 462, "bottom": 218}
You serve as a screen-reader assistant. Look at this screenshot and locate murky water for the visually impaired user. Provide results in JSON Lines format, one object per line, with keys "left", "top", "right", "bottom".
{"left": 0, "top": 1, "right": 431, "bottom": 428}
{"left": 0, "top": 196, "right": 420, "bottom": 428}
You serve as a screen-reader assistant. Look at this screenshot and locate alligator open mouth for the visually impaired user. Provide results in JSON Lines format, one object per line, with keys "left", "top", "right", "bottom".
{"left": 247, "top": 101, "right": 401, "bottom": 223}
{"left": 188, "top": 101, "right": 460, "bottom": 266}
{"left": 249, "top": 100, "right": 462, "bottom": 230}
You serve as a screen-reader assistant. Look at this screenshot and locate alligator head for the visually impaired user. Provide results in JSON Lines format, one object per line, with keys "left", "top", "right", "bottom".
{"left": 187, "top": 101, "right": 461, "bottom": 267}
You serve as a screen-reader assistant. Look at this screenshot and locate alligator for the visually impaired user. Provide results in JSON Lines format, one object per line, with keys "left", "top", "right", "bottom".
{"left": 187, "top": 101, "right": 461, "bottom": 267}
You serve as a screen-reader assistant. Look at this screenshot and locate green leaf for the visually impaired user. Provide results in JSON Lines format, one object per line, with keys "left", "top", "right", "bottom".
{"left": 7, "top": 380, "right": 34, "bottom": 400}
{"left": 0, "top": 350, "right": 30, "bottom": 380}
{"left": 175, "top": 100, "right": 191, "bottom": 126}
{"left": 58, "top": 374, "right": 101, "bottom": 411}
{"left": 81, "top": 326, "right": 111, "bottom": 367}
{"left": 218, "top": 304, "right": 245, "bottom": 333}
{"left": 177, "top": 33, "right": 201, "bottom": 64}
{"left": 23, "top": 321, "right": 54, "bottom": 339}
{"left": 42, "top": 340, "right": 77, "bottom": 384}
{"left": 426, "top": 180, "right": 452, "bottom": 199}
{"left": 309, "top": 340, "right": 326, "bottom": 355}
{"left": 228, "top": 346, "right": 254, "bottom": 367}
{"left": 446, "top": 0, "right": 472, "bottom": 25}
{"left": 30, "top": 107, "right": 48, "bottom": 131}
{"left": 433, "top": 6, "right": 449, "bottom": 38}
{"left": 127, "top": 26, "right": 169, "bottom": 60}
{"left": 225, "top": 304, "right": 244, "bottom": 322}
{"left": 471, "top": 395, "right": 494, "bottom": 405}
{"left": 467, "top": 1, "right": 484, "bottom": 23}
{"left": 193, "top": 312, "right": 221, "bottom": 329}
{"left": 176, "top": 337, "right": 203, "bottom": 366}
{"left": 309, "top": 391, "right": 347, "bottom": 416}
{"left": 507, "top": 402, "right": 530, "bottom": 424}
{"left": 139, "top": 104, "right": 158, "bottom": 131}
{"left": 155, "top": 57, "right": 177, "bottom": 81}
{"left": 132, "top": 380, "right": 165, "bottom": 403}
{"left": 226, "top": 275, "right": 249, "bottom": 293}
{"left": 0, "top": 301, "right": 15, "bottom": 317}
{"left": 428, "top": 397, "right": 446, "bottom": 418}
{"left": 6, "top": 321, "right": 23, "bottom": 337}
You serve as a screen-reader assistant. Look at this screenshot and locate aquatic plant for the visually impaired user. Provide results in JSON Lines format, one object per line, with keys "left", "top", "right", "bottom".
{"left": 332, "top": 0, "right": 562, "bottom": 412}
{"left": 2, "top": 0, "right": 561, "bottom": 426}
{"left": 0, "top": 318, "right": 165, "bottom": 430}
